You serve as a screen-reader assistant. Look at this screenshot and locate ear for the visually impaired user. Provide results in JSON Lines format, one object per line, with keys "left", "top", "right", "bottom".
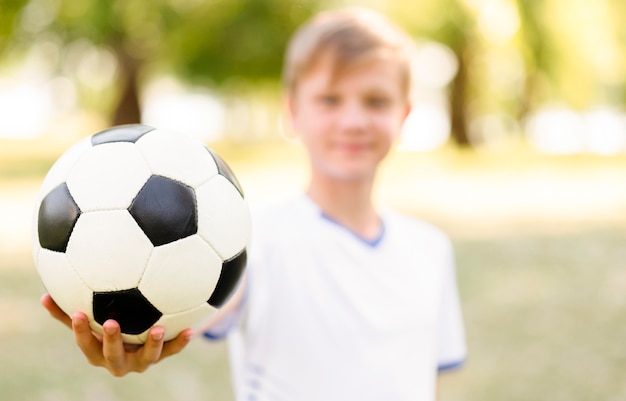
{"left": 284, "top": 93, "right": 300, "bottom": 133}
{"left": 280, "top": 94, "right": 300, "bottom": 140}
{"left": 402, "top": 102, "right": 412, "bottom": 122}
{"left": 394, "top": 102, "right": 412, "bottom": 141}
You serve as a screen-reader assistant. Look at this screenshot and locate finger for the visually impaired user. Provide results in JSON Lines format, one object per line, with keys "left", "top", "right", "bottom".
{"left": 159, "top": 328, "right": 194, "bottom": 360}
{"left": 100, "top": 320, "right": 129, "bottom": 377}
{"left": 41, "top": 294, "right": 72, "bottom": 328}
{"left": 123, "top": 343, "right": 143, "bottom": 353}
{"left": 72, "top": 313, "right": 104, "bottom": 366}
{"left": 132, "top": 326, "right": 165, "bottom": 370}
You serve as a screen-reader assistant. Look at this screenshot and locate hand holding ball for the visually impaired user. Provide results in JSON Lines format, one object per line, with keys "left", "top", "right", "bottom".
{"left": 33, "top": 124, "right": 250, "bottom": 344}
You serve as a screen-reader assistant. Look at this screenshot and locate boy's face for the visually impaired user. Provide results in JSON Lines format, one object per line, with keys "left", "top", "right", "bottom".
{"left": 289, "top": 54, "right": 410, "bottom": 183}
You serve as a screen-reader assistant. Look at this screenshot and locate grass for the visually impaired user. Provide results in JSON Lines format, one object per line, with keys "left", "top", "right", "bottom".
{"left": 2, "top": 136, "right": 626, "bottom": 400}
{"left": 440, "top": 227, "right": 626, "bottom": 401}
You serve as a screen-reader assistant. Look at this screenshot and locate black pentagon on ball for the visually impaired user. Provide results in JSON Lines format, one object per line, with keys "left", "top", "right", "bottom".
{"left": 128, "top": 175, "right": 197, "bottom": 247}
{"left": 38, "top": 183, "right": 81, "bottom": 252}
{"left": 208, "top": 249, "right": 247, "bottom": 308}
{"left": 206, "top": 147, "right": 244, "bottom": 197}
{"left": 91, "top": 124, "right": 155, "bottom": 146}
{"left": 93, "top": 288, "right": 162, "bottom": 335}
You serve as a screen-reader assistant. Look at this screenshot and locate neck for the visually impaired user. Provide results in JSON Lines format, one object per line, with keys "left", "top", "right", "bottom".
{"left": 306, "top": 175, "right": 381, "bottom": 240}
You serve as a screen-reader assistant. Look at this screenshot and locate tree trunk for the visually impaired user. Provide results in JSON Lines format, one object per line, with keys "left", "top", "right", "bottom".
{"left": 449, "top": 45, "right": 471, "bottom": 147}
{"left": 112, "top": 48, "right": 142, "bottom": 125}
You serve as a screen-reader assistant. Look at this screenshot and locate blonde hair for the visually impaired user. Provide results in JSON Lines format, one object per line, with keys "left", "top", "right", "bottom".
{"left": 283, "top": 7, "right": 415, "bottom": 99}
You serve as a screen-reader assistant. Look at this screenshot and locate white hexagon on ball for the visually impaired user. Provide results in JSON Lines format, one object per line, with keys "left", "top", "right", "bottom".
{"left": 136, "top": 128, "right": 219, "bottom": 189}
{"left": 35, "top": 249, "right": 94, "bottom": 321}
{"left": 67, "top": 142, "right": 151, "bottom": 211}
{"left": 139, "top": 234, "right": 223, "bottom": 314}
{"left": 66, "top": 210, "right": 153, "bottom": 291}
{"left": 197, "top": 175, "right": 251, "bottom": 260}
{"left": 154, "top": 303, "right": 217, "bottom": 342}
{"left": 37, "top": 137, "right": 92, "bottom": 202}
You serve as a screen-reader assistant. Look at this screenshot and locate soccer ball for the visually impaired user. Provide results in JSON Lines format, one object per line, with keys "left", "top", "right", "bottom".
{"left": 32, "top": 124, "right": 251, "bottom": 344}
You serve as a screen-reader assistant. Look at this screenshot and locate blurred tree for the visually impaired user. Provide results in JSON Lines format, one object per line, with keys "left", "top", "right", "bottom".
{"left": 391, "top": 0, "right": 475, "bottom": 147}
{"left": 515, "top": 0, "right": 555, "bottom": 119}
{"left": 0, "top": 0, "right": 30, "bottom": 51}
{"left": 6, "top": 0, "right": 621, "bottom": 147}
{"left": 608, "top": 0, "right": 626, "bottom": 104}
{"left": 1, "top": 0, "right": 316, "bottom": 125}
{"left": 527, "top": 0, "right": 623, "bottom": 109}
{"left": 433, "top": 1, "right": 475, "bottom": 147}
{"left": 159, "top": 0, "right": 316, "bottom": 87}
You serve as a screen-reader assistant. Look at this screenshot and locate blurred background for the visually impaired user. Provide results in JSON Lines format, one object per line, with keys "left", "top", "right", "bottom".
{"left": 1, "top": 0, "right": 625, "bottom": 400}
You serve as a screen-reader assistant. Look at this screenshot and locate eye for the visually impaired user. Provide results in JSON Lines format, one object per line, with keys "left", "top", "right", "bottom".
{"left": 365, "top": 97, "right": 390, "bottom": 109}
{"left": 318, "top": 95, "right": 339, "bottom": 106}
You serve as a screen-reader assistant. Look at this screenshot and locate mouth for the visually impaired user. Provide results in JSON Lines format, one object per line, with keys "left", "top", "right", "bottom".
{"left": 334, "top": 142, "right": 370, "bottom": 153}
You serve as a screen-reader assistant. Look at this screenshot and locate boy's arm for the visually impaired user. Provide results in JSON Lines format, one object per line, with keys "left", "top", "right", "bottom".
{"left": 197, "top": 274, "right": 247, "bottom": 338}
{"left": 41, "top": 294, "right": 192, "bottom": 377}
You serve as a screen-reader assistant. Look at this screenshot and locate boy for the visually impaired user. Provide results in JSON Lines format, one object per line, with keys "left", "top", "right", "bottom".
{"left": 42, "top": 7, "right": 466, "bottom": 400}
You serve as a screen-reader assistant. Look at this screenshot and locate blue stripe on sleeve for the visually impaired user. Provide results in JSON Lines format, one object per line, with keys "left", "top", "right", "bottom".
{"left": 438, "top": 359, "right": 465, "bottom": 372}
{"left": 203, "top": 330, "right": 227, "bottom": 341}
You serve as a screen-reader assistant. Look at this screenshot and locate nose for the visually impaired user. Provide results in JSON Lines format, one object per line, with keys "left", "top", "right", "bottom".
{"left": 337, "top": 102, "right": 369, "bottom": 131}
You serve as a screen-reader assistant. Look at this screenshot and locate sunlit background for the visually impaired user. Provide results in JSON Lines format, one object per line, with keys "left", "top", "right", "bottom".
{"left": 1, "top": 0, "right": 625, "bottom": 400}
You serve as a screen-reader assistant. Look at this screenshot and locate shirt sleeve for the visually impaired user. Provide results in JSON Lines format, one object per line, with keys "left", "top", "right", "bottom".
{"left": 202, "top": 277, "right": 249, "bottom": 340}
{"left": 202, "top": 307, "right": 242, "bottom": 340}
{"left": 436, "top": 245, "right": 467, "bottom": 372}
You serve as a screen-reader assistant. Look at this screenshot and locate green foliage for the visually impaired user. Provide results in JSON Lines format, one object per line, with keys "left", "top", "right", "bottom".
{"left": 516, "top": 0, "right": 553, "bottom": 74}
{"left": 2, "top": 0, "right": 626, "bottom": 144}
{"left": 0, "top": 0, "right": 30, "bottom": 52}
{"left": 50, "top": 0, "right": 179, "bottom": 54}
{"left": 41, "top": 0, "right": 316, "bottom": 84}
{"left": 4, "top": 0, "right": 317, "bottom": 83}
{"left": 158, "top": 0, "right": 317, "bottom": 85}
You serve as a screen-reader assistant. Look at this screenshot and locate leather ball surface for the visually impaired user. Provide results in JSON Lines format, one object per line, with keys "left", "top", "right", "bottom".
{"left": 32, "top": 124, "right": 250, "bottom": 343}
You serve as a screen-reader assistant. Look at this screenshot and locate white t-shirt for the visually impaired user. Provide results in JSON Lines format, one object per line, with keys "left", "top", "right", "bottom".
{"left": 206, "top": 195, "right": 466, "bottom": 401}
